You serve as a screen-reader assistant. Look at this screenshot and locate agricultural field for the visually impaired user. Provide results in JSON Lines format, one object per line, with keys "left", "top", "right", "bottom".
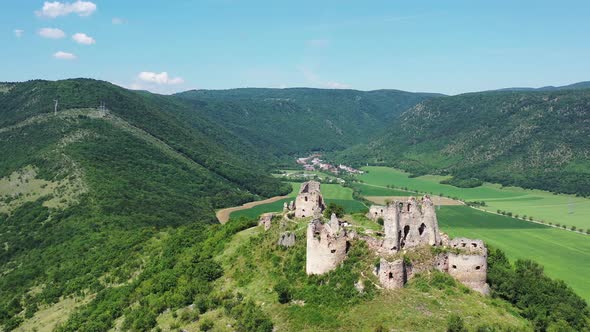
{"left": 358, "top": 167, "right": 590, "bottom": 230}
{"left": 437, "top": 206, "right": 590, "bottom": 302}
{"left": 229, "top": 182, "right": 366, "bottom": 220}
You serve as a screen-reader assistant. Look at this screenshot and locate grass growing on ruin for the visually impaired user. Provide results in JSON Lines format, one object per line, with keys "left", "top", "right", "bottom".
{"left": 437, "top": 205, "right": 590, "bottom": 302}
{"left": 358, "top": 166, "right": 590, "bottom": 229}
{"left": 210, "top": 216, "right": 530, "bottom": 331}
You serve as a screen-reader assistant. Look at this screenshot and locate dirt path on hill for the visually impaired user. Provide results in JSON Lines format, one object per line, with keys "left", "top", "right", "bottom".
{"left": 216, "top": 195, "right": 289, "bottom": 224}
{"left": 364, "top": 195, "right": 464, "bottom": 206}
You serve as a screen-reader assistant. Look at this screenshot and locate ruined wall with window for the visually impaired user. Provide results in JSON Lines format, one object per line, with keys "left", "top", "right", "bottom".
{"left": 295, "top": 180, "right": 326, "bottom": 218}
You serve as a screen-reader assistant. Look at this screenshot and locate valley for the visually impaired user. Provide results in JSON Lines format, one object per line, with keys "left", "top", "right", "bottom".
{"left": 0, "top": 78, "right": 588, "bottom": 331}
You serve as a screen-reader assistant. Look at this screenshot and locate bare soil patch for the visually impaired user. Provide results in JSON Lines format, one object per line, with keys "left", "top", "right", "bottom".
{"left": 216, "top": 195, "right": 288, "bottom": 224}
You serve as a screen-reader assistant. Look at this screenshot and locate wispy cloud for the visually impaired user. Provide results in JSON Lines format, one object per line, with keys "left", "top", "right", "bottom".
{"left": 54, "top": 51, "right": 77, "bottom": 60}
{"left": 138, "top": 72, "right": 185, "bottom": 85}
{"left": 72, "top": 32, "right": 95, "bottom": 45}
{"left": 39, "top": 27, "right": 66, "bottom": 39}
{"left": 14, "top": 29, "right": 24, "bottom": 38}
{"left": 36, "top": 1, "right": 97, "bottom": 18}
{"left": 299, "top": 66, "right": 350, "bottom": 89}
{"left": 112, "top": 17, "right": 126, "bottom": 25}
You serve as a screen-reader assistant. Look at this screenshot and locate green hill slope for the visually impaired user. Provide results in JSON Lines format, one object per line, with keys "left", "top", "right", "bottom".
{"left": 337, "top": 89, "right": 590, "bottom": 196}
{"left": 176, "top": 88, "right": 440, "bottom": 156}
{"left": 0, "top": 79, "right": 289, "bottom": 330}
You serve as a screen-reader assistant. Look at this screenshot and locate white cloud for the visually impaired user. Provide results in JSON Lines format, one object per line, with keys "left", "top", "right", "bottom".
{"left": 138, "top": 72, "right": 185, "bottom": 85}
{"left": 299, "top": 66, "right": 350, "bottom": 89}
{"left": 72, "top": 32, "right": 95, "bottom": 45}
{"left": 54, "top": 51, "right": 77, "bottom": 60}
{"left": 36, "top": 1, "right": 97, "bottom": 18}
{"left": 39, "top": 27, "right": 66, "bottom": 39}
{"left": 14, "top": 29, "right": 24, "bottom": 38}
{"left": 112, "top": 17, "right": 126, "bottom": 25}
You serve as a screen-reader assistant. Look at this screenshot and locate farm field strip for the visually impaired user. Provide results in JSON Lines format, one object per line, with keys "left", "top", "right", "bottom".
{"left": 358, "top": 166, "right": 590, "bottom": 229}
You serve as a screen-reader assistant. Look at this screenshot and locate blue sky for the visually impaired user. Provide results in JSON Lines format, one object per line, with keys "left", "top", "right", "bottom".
{"left": 2, "top": 0, "right": 590, "bottom": 94}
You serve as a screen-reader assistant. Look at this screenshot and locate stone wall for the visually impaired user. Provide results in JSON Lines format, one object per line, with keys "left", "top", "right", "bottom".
{"left": 447, "top": 238, "right": 490, "bottom": 295}
{"left": 295, "top": 180, "right": 326, "bottom": 218}
{"left": 306, "top": 214, "right": 348, "bottom": 275}
{"left": 367, "top": 205, "right": 386, "bottom": 220}
{"left": 382, "top": 196, "right": 441, "bottom": 253}
{"left": 377, "top": 259, "right": 406, "bottom": 289}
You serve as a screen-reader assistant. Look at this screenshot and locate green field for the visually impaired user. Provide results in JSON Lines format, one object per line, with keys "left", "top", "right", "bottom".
{"left": 437, "top": 206, "right": 590, "bottom": 302}
{"left": 359, "top": 166, "right": 590, "bottom": 230}
{"left": 229, "top": 182, "right": 366, "bottom": 219}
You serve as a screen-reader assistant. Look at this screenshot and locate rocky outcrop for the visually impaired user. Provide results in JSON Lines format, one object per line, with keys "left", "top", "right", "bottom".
{"left": 306, "top": 214, "right": 348, "bottom": 275}
{"left": 278, "top": 232, "right": 296, "bottom": 247}
{"left": 258, "top": 213, "right": 274, "bottom": 231}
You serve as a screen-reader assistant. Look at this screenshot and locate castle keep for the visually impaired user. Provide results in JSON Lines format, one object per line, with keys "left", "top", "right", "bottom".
{"left": 294, "top": 180, "right": 326, "bottom": 218}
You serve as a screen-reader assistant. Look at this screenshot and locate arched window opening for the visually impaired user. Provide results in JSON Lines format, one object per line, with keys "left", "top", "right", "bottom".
{"left": 418, "top": 223, "right": 426, "bottom": 236}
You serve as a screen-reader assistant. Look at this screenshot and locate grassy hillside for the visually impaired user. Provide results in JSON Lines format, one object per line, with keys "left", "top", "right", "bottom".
{"left": 337, "top": 89, "right": 590, "bottom": 196}
{"left": 205, "top": 218, "right": 531, "bottom": 332}
{"left": 0, "top": 79, "right": 289, "bottom": 330}
{"left": 176, "top": 88, "right": 440, "bottom": 156}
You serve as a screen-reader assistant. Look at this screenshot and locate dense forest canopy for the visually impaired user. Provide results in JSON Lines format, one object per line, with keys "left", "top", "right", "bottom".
{"left": 176, "top": 88, "right": 441, "bottom": 156}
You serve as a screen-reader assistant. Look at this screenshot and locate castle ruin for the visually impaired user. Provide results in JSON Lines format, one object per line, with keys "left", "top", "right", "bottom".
{"left": 381, "top": 196, "right": 441, "bottom": 253}
{"left": 271, "top": 180, "right": 489, "bottom": 295}
{"left": 294, "top": 181, "right": 326, "bottom": 218}
{"left": 306, "top": 213, "right": 348, "bottom": 275}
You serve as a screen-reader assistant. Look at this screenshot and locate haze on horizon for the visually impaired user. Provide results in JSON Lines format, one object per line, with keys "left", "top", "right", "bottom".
{"left": 2, "top": 0, "right": 590, "bottom": 95}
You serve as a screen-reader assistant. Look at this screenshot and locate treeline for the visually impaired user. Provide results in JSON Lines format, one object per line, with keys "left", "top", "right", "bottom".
{"left": 487, "top": 247, "right": 590, "bottom": 331}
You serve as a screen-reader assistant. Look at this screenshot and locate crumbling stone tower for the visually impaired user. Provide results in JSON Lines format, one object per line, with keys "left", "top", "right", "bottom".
{"left": 381, "top": 196, "right": 441, "bottom": 253}
{"left": 446, "top": 238, "right": 490, "bottom": 295}
{"left": 295, "top": 180, "right": 326, "bottom": 218}
{"left": 306, "top": 214, "right": 348, "bottom": 275}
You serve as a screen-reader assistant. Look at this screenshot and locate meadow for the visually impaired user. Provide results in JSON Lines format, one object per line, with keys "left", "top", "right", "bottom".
{"left": 358, "top": 166, "right": 590, "bottom": 230}
{"left": 229, "top": 182, "right": 366, "bottom": 220}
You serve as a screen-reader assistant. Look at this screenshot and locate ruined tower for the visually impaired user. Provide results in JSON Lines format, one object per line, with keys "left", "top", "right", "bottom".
{"left": 447, "top": 238, "right": 490, "bottom": 295}
{"left": 381, "top": 196, "right": 441, "bottom": 253}
{"left": 306, "top": 214, "right": 348, "bottom": 275}
{"left": 295, "top": 180, "right": 326, "bottom": 218}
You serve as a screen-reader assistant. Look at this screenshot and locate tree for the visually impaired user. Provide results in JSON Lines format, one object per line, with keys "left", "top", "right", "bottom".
{"left": 323, "top": 202, "right": 345, "bottom": 218}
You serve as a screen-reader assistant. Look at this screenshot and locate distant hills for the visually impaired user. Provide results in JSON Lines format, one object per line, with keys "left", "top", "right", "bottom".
{"left": 337, "top": 88, "right": 590, "bottom": 196}
{"left": 492, "top": 80, "right": 590, "bottom": 92}
{"left": 176, "top": 88, "right": 440, "bottom": 156}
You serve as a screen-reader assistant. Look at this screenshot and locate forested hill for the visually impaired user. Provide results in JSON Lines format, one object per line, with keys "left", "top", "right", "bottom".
{"left": 336, "top": 89, "right": 590, "bottom": 196}
{"left": 176, "top": 88, "right": 441, "bottom": 156}
{"left": 0, "top": 79, "right": 291, "bottom": 330}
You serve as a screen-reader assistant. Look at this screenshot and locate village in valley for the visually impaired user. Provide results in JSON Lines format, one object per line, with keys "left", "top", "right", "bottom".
{"left": 276, "top": 154, "right": 364, "bottom": 183}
